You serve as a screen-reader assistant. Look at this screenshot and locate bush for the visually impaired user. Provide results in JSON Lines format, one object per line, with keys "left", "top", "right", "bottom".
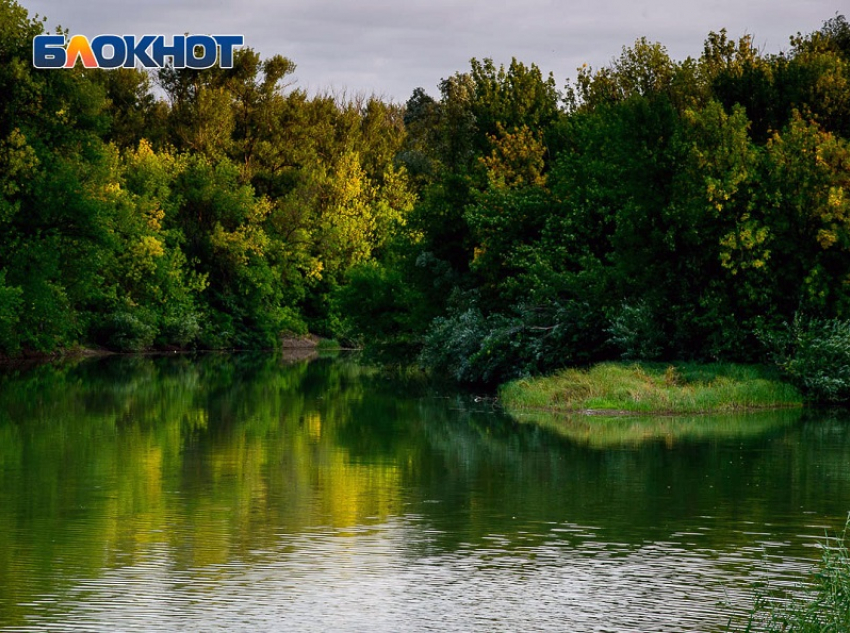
{"left": 98, "top": 310, "right": 157, "bottom": 352}
{"left": 420, "top": 308, "right": 490, "bottom": 383}
{"left": 608, "top": 300, "right": 665, "bottom": 360}
{"left": 0, "top": 271, "right": 22, "bottom": 355}
{"left": 762, "top": 315, "right": 850, "bottom": 403}
{"left": 419, "top": 301, "right": 608, "bottom": 385}
{"left": 158, "top": 311, "right": 201, "bottom": 348}
{"left": 335, "top": 261, "right": 412, "bottom": 344}
{"left": 198, "top": 310, "right": 234, "bottom": 350}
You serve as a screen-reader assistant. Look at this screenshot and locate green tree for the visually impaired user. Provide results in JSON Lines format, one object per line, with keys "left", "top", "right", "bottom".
{"left": 0, "top": 0, "right": 115, "bottom": 351}
{"left": 742, "top": 115, "right": 850, "bottom": 319}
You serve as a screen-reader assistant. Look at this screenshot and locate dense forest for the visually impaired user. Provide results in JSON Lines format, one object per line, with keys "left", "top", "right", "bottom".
{"left": 2, "top": 1, "right": 850, "bottom": 391}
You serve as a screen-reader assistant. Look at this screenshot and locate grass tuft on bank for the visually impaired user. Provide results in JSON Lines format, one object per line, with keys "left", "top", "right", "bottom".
{"left": 499, "top": 362, "right": 803, "bottom": 416}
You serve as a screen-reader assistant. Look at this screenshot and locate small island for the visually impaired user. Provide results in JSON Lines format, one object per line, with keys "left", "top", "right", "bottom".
{"left": 499, "top": 362, "right": 803, "bottom": 417}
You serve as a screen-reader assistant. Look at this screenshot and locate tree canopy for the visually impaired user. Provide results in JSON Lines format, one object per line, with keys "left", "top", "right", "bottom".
{"left": 2, "top": 0, "right": 849, "bottom": 387}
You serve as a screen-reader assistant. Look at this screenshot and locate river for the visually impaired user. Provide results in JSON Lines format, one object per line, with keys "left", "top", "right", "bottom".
{"left": 0, "top": 353, "right": 847, "bottom": 632}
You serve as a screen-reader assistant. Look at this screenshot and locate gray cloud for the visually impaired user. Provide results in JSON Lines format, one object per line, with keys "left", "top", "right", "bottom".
{"left": 24, "top": 0, "right": 844, "bottom": 102}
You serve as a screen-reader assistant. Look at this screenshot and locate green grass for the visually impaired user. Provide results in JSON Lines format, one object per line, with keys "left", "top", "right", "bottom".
{"left": 499, "top": 362, "right": 803, "bottom": 416}
{"left": 730, "top": 517, "right": 850, "bottom": 632}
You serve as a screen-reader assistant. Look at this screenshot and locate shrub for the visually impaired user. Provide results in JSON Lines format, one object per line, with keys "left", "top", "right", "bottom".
{"left": 158, "top": 311, "right": 201, "bottom": 348}
{"left": 0, "top": 271, "right": 22, "bottom": 355}
{"left": 608, "top": 300, "right": 665, "bottom": 360}
{"left": 198, "top": 310, "right": 234, "bottom": 350}
{"left": 762, "top": 315, "right": 850, "bottom": 403}
{"left": 420, "top": 308, "right": 490, "bottom": 383}
{"left": 419, "top": 301, "right": 608, "bottom": 385}
{"left": 335, "top": 261, "right": 413, "bottom": 344}
{"left": 99, "top": 310, "right": 157, "bottom": 352}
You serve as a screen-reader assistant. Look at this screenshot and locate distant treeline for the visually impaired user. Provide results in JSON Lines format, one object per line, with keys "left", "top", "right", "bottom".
{"left": 0, "top": 0, "right": 412, "bottom": 353}
{"left": 2, "top": 1, "right": 850, "bottom": 387}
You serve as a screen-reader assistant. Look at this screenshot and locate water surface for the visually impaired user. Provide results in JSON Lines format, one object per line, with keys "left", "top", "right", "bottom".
{"left": 0, "top": 354, "right": 848, "bottom": 631}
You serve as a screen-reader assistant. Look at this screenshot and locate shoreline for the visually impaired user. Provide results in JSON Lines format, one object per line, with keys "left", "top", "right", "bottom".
{"left": 506, "top": 402, "right": 803, "bottom": 418}
{"left": 0, "top": 335, "right": 354, "bottom": 369}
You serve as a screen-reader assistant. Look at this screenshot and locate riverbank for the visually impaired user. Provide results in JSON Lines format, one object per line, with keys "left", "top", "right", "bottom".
{"left": 499, "top": 362, "right": 803, "bottom": 416}
{"left": 0, "top": 335, "right": 349, "bottom": 368}
{"left": 0, "top": 345, "right": 114, "bottom": 368}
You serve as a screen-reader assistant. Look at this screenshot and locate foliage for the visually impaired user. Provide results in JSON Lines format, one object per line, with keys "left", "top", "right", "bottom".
{"left": 762, "top": 316, "right": 850, "bottom": 403}
{"left": 0, "top": 0, "right": 413, "bottom": 354}
{"left": 396, "top": 15, "right": 850, "bottom": 377}
{"left": 607, "top": 301, "right": 665, "bottom": 361}
{"left": 419, "top": 301, "right": 608, "bottom": 385}
{"left": 2, "top": 0, "right": 850, "bottom": 379}
{"left": 0, "top": 270, "right": 22, "bottom": 355}
{"left": 96, "top": 310, "right": 157, "bottom": 352}
{"left": 335, "top": 260, "right": 422, "bottom": 346}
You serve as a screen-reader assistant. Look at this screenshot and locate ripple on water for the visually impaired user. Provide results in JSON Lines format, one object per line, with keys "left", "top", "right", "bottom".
{"left": 3, "top": 516, "right": 822, "bottom": 633}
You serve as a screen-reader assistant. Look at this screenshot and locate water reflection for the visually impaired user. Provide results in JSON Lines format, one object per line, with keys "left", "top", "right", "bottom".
{"left": 0, "top": 354, "right": 848, "bottom": 631}
{"left": 510, "top": 407, "right": 804, "bottom": 447}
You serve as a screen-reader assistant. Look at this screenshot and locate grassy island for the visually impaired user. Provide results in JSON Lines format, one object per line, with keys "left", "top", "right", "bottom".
{"left": 499, "top": 362, "right": 803, "bottom": 416}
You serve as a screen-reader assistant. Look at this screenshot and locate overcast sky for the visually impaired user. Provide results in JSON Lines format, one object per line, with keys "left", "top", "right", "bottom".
{"left": 24, "top": 0, "right": 844, "bottom": 103}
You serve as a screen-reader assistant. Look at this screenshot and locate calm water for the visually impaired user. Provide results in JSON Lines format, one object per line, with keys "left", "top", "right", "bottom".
{"left": 0, "top": 353, "right": 848, "bottom": 632}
